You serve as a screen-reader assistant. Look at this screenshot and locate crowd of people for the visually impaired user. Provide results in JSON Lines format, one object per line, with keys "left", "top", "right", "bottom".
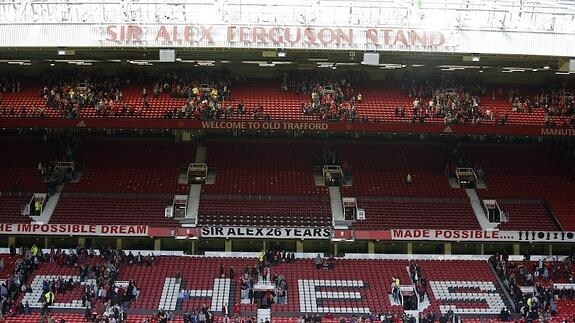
{"left": 0, "top": 76, "right": 21, "bottom": 94}
{"left": 181, "top": 306, "right": 213, "bottom": 323}
{"left": 49, "top": 246, "right": 140, "bottom": 322}
{"left": 508, "top": 87, "right": 575, "bottom": 127}
{"left": 38, "top": 69, "right": 128, "bottom": 119}
{"left": 282, "top": 71, "right": 368, "bottom": 122}
{"left": 0, "top": 244, "right": 155, "bottom": 322}
{"left": 158, "top": 70, "right": 243, "bottom": 120}
{"left": 236, "top": 249, "right": 293, "bottom": 309}
{"left": 402, "top": 77, "right": 504, "bottom": 125}
{"left": 1, "top": 69, "right": 574, "bottom": 128}
{"left": 490, "top": 252, "right": 575, "bottom": 321}
{"left": 0, "top": 245, "right": 38, "bottom": 319}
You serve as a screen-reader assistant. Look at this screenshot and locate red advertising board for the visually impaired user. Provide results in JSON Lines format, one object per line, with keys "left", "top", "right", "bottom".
{"left": 0, "top": 117, "right": 573, "bottom": 137}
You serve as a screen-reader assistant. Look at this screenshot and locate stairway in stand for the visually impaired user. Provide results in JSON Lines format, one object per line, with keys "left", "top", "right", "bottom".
{"left": 258, "top": 308, "right": 271, "bottom": 323}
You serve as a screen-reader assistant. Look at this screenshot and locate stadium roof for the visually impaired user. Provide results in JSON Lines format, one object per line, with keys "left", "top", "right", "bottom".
{"left": 0, "top": 0, "right": 574, "bottom": 33}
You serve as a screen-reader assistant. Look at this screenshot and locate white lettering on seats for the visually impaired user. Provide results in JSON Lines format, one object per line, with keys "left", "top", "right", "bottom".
{"left": 22, "top": 276, "right": 132, "bottom": 309}
{"left": 430, "top": 281, "right": 505, "bottom": 314}
{"left": 176, "top": 278, "right": 231, "bottom": 312}
{"left": 159, "top": 278, "right": 182, "bottom": 310}
{"left": 298, "top": 279, "right": 370, "bottom": 314}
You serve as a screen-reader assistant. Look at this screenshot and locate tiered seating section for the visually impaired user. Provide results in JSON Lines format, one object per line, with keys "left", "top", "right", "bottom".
{"left": 198, "top": 141, "right": 331, "bottom": 228}
{"left": 419, "top": 260, "right": 507, "bottom": 315}
{"left": 355, "top": 199, "right": 479, "bottom": 230}
{"left": 0, "top": 139, "right": 56, "bottom": 192}
{"left": 466, "top": 144, "right": 575, "bottom": 231}
{"left": 202, "top": 141, "right": 325, "bottom": 196}
{"left": 497, "top": 201, "right": 561, "bottom": 231}
{"left": 65, "top": 140, "right": 194, "bottom": 194}
{"left": 50, "top": 139, "right": 195, "bottom": 227}
{"left": 5, "top": 255, "right": 525, "bottom": 321}
{"left": 0, "top": 80, "right": 568, "bottom": 126}
{"left": 0, "top": 138, "right": 58, "bottom": 224}
{"left": 336, "top": 142, "right": 477, "bottom": 230}
{"left": 0, "top": 195, "right": 32, "bottom": 224}
{"left": 199, "top": 198, "right": 331, "bottom": 227}
{"left": 50, "top": 195, "right": 174, "bottom": 226}
{"left": 340, "top": 142, "right": 464, "bottom": 198}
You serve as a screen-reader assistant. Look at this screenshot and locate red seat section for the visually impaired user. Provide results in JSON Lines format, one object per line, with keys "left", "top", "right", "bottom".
{"left": 198, "top": 141, "right": 329, "bottom": 227}
{"left": 355, "top": 198, "right": 480, "bottom": 230}
{"left": 198, "top": 196, "right": 331, "bottom": 227}
{"left": 0, "top": 195, "right": 32, "bottom": 224}
{"left": 46, "top": 139, "right": 195, "bottom": 226}
{"left": 66, "top": 139, "right": 195, "bottom": 194}
{"left": 50, "top": 195, "right": 177, "bottom": 226}
{"left": 202, "top": 141, "right": 326, "bottom": 196}
{"left": 466, "top": 144, "right": 575, "bottom": 230}
{"left": 339, "top": 142, "right": 464, "bottom": 198}
{"left": 5, "top": 255, "right": 517, "bottom": 320}
{"left": 497, "top": 201, "right": 561, "bottom": 231}
{"left": 0, "top": 255, "right": 19, "bottom": 279}
{"left": 0, "top": 138, "right": 57, "bottom": 192}
{"left": 0, "top": 81, "right": 570, "bottom": 127}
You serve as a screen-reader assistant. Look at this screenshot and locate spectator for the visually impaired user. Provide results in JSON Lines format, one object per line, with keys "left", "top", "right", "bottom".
{"left": 314, "top": 254, "right": 324, "bottom": 269}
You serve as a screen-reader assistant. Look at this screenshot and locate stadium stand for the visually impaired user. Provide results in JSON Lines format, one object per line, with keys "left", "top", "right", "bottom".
{"left": 0, "top": 195, "right": 33, "bottom": 224}
{"left": 198, "top": 197, "right": 331, "bottom": 227}
{"left": 496, "top": 200, "right": 561, "bottom": 231}
{"left": 339, "top": 142, "right": 465, "bottom": 198}
{"left": 197, "top": 141, "right": 331, "bottom": 227}
{"left": 1, "top": 1, "right": 575, "bottom": 322}
{"left": 49, "top": 194, "right": 176, "bottom": 226}
{"left": 48, "top": 139, "right": 195, "bottom": 226}
{"left": 0, "top": 139, "right": 57, "bottom": 192}
{"left": 354, "top": 198, "right": 480, "bottom": 230}
{"left": 201, "top": 141, "right": 325, "bottom": 196}
{"left": 466, "top": 144, "right": 575, "bottom": 230}
{"left": 1, "top": 78, "right": 573, "bottom": 127}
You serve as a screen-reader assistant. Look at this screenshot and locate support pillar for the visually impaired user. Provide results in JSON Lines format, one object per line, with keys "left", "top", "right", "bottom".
{"left": 44, "top": 237, "right": 49, "bottom": 249}
{"left": 333, "top": 242, "right": 339, "bottom": 257}
{"left": 77, "top": 237, "right": 86, "bottom": 249}
{"left": 444, "top": 242, "right": 452, "bottom": 255}
{"left": 513, "top": 243, "right": 521, "bottom": 256}
{"left": 407, "top": 242, "right": 413, "bottom": 254}
{"left": 116, "top": 238, "right": 122, "bottom": 250}
{"left": 8, "top": 236, "right": 15, "bottom": 248}
{"left": 224, "top": 239, "right": 232, "bottom": 252}
{"left": 190, "top": 240, "right": 197, "bottom": 255}
{"left": 368, "top": 242, "right": 375, "bottom": 254}
{"left": 548, "top": 244, "right": 553, "bottom": 256}
{"left": 479, "top": 243, "right": 485, "bottom": 255}
{"left": 154, "top": 239, "right": 161, "bottom": 251}
{"left": 262, "top": 240, "right": 268, "bottom": 251}
{"left": 296, "top": 241, "right": 304, "bottom": 253}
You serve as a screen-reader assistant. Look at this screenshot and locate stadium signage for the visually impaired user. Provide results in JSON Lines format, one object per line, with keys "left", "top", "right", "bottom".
{"left": 201, "top": 120, "right": 329, "bottom": 131}
{"left": 104, "top": 24, "right": 447, "bottom": 48}
{"left": 516, "top": 231, "right": 575, "bottom": 242}
{"left": 389, "top": 229, "right": 575, "bottom": 243}
{"left": 201, "top": 226, "right": 332, "bottom": 239}
{"left": 391, "top": 229, "right": 511, "bottom": 241}
{"left": 540, "top": 128, "right": 575, "bottom": 137}
{"left": 0, "top": 223, "right": 148, "bottom": 236}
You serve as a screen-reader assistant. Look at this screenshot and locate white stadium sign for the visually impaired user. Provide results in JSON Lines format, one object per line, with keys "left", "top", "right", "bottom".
{"left": 200, "top": 226, "right": 332, "bottom": 239}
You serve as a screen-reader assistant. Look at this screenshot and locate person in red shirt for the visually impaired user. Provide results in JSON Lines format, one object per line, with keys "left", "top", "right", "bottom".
{"left": 233, "top": 303, "right": 240, "bottom": 318}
